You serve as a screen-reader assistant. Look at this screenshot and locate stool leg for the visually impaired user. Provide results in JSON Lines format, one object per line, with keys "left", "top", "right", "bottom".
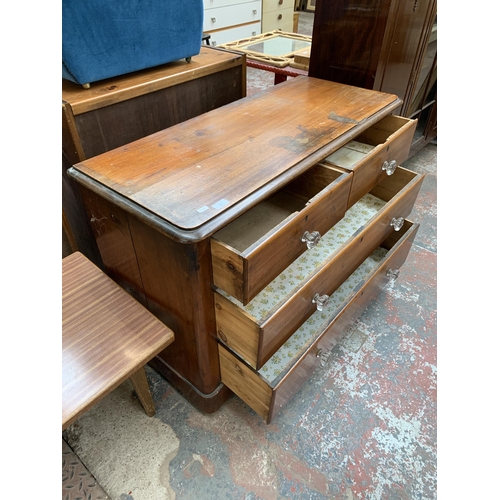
{"left": 129, "top": 367, "right": 156, "bottom": 417}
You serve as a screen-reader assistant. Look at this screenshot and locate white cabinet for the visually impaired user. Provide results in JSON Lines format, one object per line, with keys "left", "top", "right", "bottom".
{"left": 203, "top": 0, "right": 262, "bottom": 46}
{"left": 262, "top": 0, "right": 295, "bottom": 32}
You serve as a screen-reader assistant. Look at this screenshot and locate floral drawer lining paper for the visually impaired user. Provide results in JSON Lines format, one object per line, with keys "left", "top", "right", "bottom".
{"left": 220, "top": 193, "right": 386, "bottom": 322}
{"left": 259, "top": 246, "right": 386, "bottom": 384}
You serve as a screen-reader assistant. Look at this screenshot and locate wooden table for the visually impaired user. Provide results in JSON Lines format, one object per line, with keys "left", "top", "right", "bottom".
{"left": 62, "top": 252, "right": 175, "bottom": 430}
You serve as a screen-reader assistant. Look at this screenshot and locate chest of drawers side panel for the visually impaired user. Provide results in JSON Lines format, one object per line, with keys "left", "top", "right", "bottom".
{"left": 77, "top": 186, "right": 231, "bottom": 412}
{"left": 77, "top": 185, "right": 147, "bottom": 304}
{"left": 126, "top": 217, "right": 222, "bottom": 395}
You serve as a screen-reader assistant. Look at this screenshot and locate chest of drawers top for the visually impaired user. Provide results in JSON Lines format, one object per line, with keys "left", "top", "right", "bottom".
{"left": 69, "top": 77, "right": 400, "bottom": 242}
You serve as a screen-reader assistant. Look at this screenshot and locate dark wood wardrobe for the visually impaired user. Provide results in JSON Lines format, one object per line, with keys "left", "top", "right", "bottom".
{"left": 308, "top": 0, "right": 437, "bottom": 157}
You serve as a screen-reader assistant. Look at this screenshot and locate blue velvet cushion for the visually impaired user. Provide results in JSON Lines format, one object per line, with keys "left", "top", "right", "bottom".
{"left": 62, "top": 0, "right": 203, "bottom": 85}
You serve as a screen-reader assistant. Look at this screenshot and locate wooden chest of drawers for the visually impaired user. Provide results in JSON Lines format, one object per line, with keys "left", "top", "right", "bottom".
{"left": 68, "top": 77, "right": 422, "bottom": 421}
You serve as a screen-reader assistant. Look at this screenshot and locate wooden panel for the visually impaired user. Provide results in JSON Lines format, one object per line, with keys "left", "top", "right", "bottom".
{"left": 219, "top": 344, "right": 273, "bottom": 420}
{"left": 62, "top": 252, "right": 174, "bottom": 430}
{"left": 78, "top": 185, "right": 147, "bottom": 305}
{"left": 62, "top": 104, "right": 102, "bottom": 263}
{"left": 214, "top": 293, "right": 261, "bottom": 368}
{"left": 211, "top": 239, "right": 245, "bottom": 300}
{"left": 71, "top": 78, "right": 400, "bottom": 233}
{"left": 74, "top": 67, "right": 245, "bottom": 159}
{"left": 374, "top": 0, "right": 436, "bottom": 105}
{"left": 309, "top": 0, "right": 393, "bottom": 89}
{"left": 128, "top": 217, "right": 222, "bottom": 395}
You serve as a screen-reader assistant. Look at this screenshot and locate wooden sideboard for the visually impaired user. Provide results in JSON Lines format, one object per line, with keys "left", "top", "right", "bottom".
{"left": 63, "top": 46, "right": 246, "bottom": 263}
{"left": 68, "top": 77, "right": 423, "bottom": 421}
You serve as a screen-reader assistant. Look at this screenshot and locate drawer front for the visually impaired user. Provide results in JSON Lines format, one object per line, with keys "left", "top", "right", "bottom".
{"left": 262, "top": 0, "right": 294, "bottom": 13}
{"left": 211, "top": 164, "right": 352, "bottom": 304}
{"left": 207, "top": 22, "right": 261, "bottom": 46}
{"left": 215, "top": 166, "right": 423, "bottom": 370}
{"left": 204, "top": 0, "right": 250, "bottom": 9}
{"left": 203, "top": 1, "right": 261, "bottom": 31}
{"left": 262, "top": 8, "right": 294, "bottom": 32}
{"left": 324, "top": 116, "right": 417, "bottom": 208}
{"left": 219, "top": 221, "right": 420, "bottom": 423}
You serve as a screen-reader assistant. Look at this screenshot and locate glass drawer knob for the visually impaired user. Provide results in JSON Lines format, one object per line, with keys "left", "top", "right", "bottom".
{"left": 386, "top": 268, "right": 400, "bottom": 280}
{"left": 253, "top": 9, "right": 257, "bottom": 14}
{"left": 316, "top": 348, "right": 331, "bottom": 367}
{"left": 382, "top": 159, "right": 397, "bottom": 175}
{"left": 390, "top": 217, "right": 404, "bottom": 231}
{"left": 211, "top": 17, "right": 216, "bottom": 22}
{"left": 301, "top": 230, "right": 321, "bottom": 249}
{"left": 312, "top": 293, "right": 330, "bottom": 311}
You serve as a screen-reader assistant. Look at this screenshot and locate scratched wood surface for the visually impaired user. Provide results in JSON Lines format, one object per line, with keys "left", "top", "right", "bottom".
{"left": 72, "top": 77, "right": 398, "bottom": 231}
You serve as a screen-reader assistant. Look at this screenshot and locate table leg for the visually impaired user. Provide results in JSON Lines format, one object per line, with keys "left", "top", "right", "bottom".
{"left": 274, "top": 74, "right": 288, "bottom": 85}
{"left": 130, "top": 367, "right": 156, "bottom": 417}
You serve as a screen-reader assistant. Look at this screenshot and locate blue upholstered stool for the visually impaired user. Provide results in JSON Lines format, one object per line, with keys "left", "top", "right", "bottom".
{"left": 62, "top": 0, "right": 204, "bottom": 88}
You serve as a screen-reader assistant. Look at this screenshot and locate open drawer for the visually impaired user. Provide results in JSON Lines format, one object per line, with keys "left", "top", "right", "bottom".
{"left": 214, "top": 165, "right": 424, "bottom": 370}
{"left": 323, "top": 115, "right": 417, "bottom": 209}
{"left": 218, "top": 219, "right": 419, "bottom": 423}
{"left": 211, "top": 163, "right": 351, "bottom": 305}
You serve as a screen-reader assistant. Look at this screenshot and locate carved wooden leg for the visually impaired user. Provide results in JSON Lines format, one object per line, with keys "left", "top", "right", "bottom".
{"left": 129, "top": 367, "right": 156, "bottom": 417}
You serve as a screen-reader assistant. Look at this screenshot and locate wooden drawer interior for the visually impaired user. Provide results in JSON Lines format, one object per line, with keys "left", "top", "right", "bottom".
{"left": 211, "top": 163, "right": 351, "bottom": 304}
{"left": 324, "top": 115, "right": 414, "bottom": 170}
{"left": 219, "top": 220, "right": 419, "bottom": 423}
{"left": 215, "top": 166, "right": 423, "bottom": 370}
{"left": 322, "top": 115, "right": 417, "bottom": 208}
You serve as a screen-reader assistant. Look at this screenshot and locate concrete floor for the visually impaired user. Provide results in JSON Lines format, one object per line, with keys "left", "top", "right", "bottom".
{"left": 62, "top": 12, "right": 437, "bottom": 500}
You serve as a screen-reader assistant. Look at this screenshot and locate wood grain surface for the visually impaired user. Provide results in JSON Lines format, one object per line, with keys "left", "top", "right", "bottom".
{"left": 62, "top": 252, "right": 174, "bottom": 430}
{"left": 71, "top": 77, "right": 399, "bottom": 232}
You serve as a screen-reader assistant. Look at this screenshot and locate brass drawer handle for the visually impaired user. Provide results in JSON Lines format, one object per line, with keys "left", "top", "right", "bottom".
{"left": 386, "top": 268, "right": 400, "bottom": 281}
{"left": 301, "top": 230, "right": 321, "bottom": 249}
{"left": 390, "top": 217, "right": 404, "bottom": 231}
{"left": 382, "top": 159, "right": 397, "bottom": 175}
{"left": 312, "top": 293, "right": 330, "bottom": 311}
{"left": 316, "top": 348, "right": 331, "bottom": 367}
